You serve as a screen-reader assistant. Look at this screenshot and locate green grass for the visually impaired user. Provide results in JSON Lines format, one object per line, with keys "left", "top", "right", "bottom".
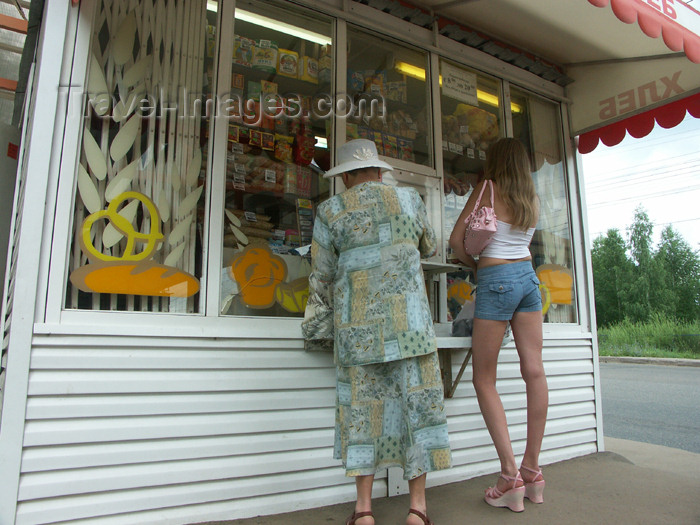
{"left": 597, "top": 313, "right": 700, "bottom": 359}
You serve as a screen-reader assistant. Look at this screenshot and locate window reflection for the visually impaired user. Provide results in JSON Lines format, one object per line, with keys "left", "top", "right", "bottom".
{"left": 511, "top": 87, "right": 577, "bottom": 323}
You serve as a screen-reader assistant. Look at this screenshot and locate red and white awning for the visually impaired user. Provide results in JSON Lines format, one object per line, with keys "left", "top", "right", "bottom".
{"left": 577, "top": 90, "right": 700, "bottom": 152}
{"left": 587, "top": 0, "right": 700, "bottom": 63}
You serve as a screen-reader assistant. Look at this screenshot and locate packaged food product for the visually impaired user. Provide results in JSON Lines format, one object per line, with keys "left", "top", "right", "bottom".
{"left": 247, "top": 81, "right": 261, "bottom": 101}
{"left": 294, "top": 134, "right": 316, "bottom": 166}
{"left": 383, "top": 134, "right": 398, "bottom": 158}
{"left": 398, "top": 138, "right": 414, "bottom": 162}
{"left": 277, "top": 49, "right": 299, "bottom": 78}
{"left": 300, "top": 56, "right": 318, "bottom": 84}
{"left": 275, "top": 134, "right": 294, "bottom": 163}
{"left": 296, "top": 166, "right": 312, "bottom": 198}
{"left": 260, "top": 80, "right": 277, "bottom": 95}
{"left": 252, "top": 39, "right": 278, "bottom": 74}
{"left": 348, "top": 69, "right": 364, "bottom": 91}
{"left": 231, "top": 73, "right": 245, "bottom": 94}
{"left": 371, "top": 130, "right": 383, "bottom": 152}
{"left": 261, "top": 132, "right": 275, "bottom": 151}
{"left": 233, "top": 36, "right": 254, "bottom": 67}
{"left": 318, "top": 54, "right": 332, "bottom": 84}
{"left": 249, "top": 129, "right": 263, "bottom": 148}
{"left": 283, "top": 163, "right": 297, "bottom": 194}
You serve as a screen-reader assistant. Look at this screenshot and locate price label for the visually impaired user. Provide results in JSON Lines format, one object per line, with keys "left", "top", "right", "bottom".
{"left": 233, "top": 182, "right": 245, "bottom": 191}
{"left": 244, "top": 211, "right": 257, "bottom": 222}
{"left": 234, "top": 173, "right": 245, "bottom": 183}
{"left": 234, "top": 163, "right": 246, "bottom": 174}
{"left": 467, "top": 148, "right": 475, "bottom": 159}
{"left": 265, "top": 169, "right": 276, "bottom": 183}
{"left": 478, "top": 150, "right": 486, "bottom": 160}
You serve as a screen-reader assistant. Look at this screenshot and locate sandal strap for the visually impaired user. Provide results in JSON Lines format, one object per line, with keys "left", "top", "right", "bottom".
{"left": 520, "top": 464, "right": 544, "bottom": 481}
{"left": 500, "top": 471, "right": 523, "bottom": 489}
{"left": 347, "top": 511, "right": 374, "bottom": 525}
{"left": 408, "top": 508, "right": 433, "bottom": 525}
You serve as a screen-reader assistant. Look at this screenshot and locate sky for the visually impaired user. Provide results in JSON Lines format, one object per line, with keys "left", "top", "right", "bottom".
{"left": 579, "top": 113, "right": 700, "bottom": 251}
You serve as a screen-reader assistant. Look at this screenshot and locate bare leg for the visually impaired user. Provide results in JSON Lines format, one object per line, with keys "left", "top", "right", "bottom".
{"left": 471, "top": 318, "right": 521, "bottom": 492}
{"left": 406, "top": 473, "right": 428, "bottom": 525}
{"left": 510, "top": 310, "right": 547, "bottom": 479}
{"left": 354, "top": 475, "right": 375, "bottom": 524}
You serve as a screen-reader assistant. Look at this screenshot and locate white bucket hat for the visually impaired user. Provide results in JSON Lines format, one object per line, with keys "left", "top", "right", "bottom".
{"left": 323, "top": 139, "right": 394, "bottom": 178}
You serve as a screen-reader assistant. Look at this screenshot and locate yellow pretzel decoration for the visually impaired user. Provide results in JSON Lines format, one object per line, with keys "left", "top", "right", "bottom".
{"left": 81, "top": 191, "right": 163, "bottom": 263}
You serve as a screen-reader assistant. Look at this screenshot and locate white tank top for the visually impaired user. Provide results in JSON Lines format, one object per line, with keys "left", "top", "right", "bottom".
{"left": 480, "top": 220, "right": 535, "bottom": 259}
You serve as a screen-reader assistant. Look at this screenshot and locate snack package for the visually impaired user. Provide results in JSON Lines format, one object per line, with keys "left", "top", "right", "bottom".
{"left": 348, "top": 69, "right": 365, "bottom": 91}
{"left": 260, "top": 80, "right": 278, "bottom": 96}
{"left": 318, "top": 54, "right": 332, "bottom": 84}
{"left": 277, "top": 49, "right": 299, "bottom": 78}
{"left": 300, "top": 56, "right": 318, "bottom": 84}
{"left": 346, "top": 123, "right": 359, "bottom": 140}
{"left": 231, "top": 73, "right": 245, "bottom": 94}
{"left": 247, "top": 81, "right": 261, "bottom": 101}
{"left": 261, "top": 132, "right": 275, "bottom": 151}
{"left": 383, "top": 134, "right": 398, "bottom": 158}
{"left": 398, "top": 138, "right": 414, "bottom": 162}
{"left": 274, "top": 134, "right": 294, "bottom": 162}
{"left": 228, "top": 125, "right": 240, "bottom": 143}
{"left": 249, "top": 129, "right": 263, "bottom": 148}
{"left": 294, "top": 135, "right": 316, "bottom": 166}
{"left": 233, "top": 36, "right": 254, "bottom": 67}
{"left": 371, "top": 130, "right": 383, "bottom": 152}
{"left": 283, "top": 163, "right": 297, "bottom": 194}
{"left": 296, "top": 166, "right": 312, "bottom": 198}
{"left": 252, "top": 39, "right": 278, "bottom": 74}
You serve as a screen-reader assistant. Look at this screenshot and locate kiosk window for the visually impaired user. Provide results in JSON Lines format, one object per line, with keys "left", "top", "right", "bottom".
{"left": 511, "top": 87, "right": 578, "bottom": 324}
{"left": 220, "top": 1, "right": 333, "bottom": 317}
{"left": 65, "top": 1, "right": 218, "bottom": 313}
{"left": 346, "top": 27, "right": 432, "bottom": 168}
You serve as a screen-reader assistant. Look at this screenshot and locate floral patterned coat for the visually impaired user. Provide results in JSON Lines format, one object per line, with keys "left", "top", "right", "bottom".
{"left": 301, "top": 181, "right": 438, "bottom": 367}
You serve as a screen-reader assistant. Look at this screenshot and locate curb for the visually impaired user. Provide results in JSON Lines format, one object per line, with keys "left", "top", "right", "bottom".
{"left": 600, "top": 356, "right": 700, "bottom": 367}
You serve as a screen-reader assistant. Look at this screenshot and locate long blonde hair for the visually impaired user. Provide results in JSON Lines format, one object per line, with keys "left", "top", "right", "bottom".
{"left": 484, "top": 138, "right": 537, "bottom": 230}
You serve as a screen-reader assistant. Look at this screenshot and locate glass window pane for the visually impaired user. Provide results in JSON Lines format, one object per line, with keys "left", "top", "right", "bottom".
{"left": 346, "top": 27, "right": 431, "bottom": 167}
{"left": 511, "top": 87, "right": 578, "bottom": 324}
{"left": 440, "top": 59, "right": 501, "bottom": 321}
{"left": 221, "top": 1, "right": 333, "bottom": 317}
{"left": 65, "top": 1, "right": 215, "bottom": 313}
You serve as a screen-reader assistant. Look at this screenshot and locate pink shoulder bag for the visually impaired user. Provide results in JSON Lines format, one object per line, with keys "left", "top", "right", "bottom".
{"left": 463, "top": 180, "right": 498, "bottom": 256}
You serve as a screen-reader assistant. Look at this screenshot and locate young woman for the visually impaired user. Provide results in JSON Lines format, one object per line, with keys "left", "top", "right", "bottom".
{"left": 449, "top": 138, "right": 548, "bottom": 513}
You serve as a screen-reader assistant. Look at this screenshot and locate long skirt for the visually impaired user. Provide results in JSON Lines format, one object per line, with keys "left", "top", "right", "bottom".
{"left": 334, "top": 351, "right": 452, "bottom": 480}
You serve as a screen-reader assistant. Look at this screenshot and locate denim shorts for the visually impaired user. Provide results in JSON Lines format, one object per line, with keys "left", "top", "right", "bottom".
{"left": 474, "top": 261, "right": 542, "bottom": 321}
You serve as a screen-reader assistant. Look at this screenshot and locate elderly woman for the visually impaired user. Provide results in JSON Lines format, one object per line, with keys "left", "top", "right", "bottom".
{"left": 302, "top": 139, "right": 451, "bottom": 525}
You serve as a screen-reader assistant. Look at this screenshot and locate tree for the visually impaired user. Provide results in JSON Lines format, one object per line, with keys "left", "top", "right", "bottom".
{"left": 591, "top": 228, "right": 634, "bottom": 326}
{"left": 624, "top": 207, "right": 675, "bottom": 322}
{"left": 655, "top": 226, "right": 700, "bottom": 322}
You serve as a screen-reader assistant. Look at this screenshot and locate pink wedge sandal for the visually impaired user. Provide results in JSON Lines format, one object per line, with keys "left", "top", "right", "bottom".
{"left": 520, "top": 464, "right": 545, "bottom": 504}
{"left": 484, "top": 471, "right": 525, "bottom": 512}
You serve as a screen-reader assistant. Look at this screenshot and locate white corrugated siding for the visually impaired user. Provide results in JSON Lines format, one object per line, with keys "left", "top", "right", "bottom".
{"left": 16, "top": 332, "right": 597, "bottom": 524}
{"left": 430, "top": 338, "right": 598, "bottom": 489}
{"left": 17, "top": 334, "right": 379, "bottom": 524}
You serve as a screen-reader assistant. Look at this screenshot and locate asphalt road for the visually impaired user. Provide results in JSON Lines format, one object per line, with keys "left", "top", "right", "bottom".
{"left": 599, "top": 362, "right": 700, "bottom": 453}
